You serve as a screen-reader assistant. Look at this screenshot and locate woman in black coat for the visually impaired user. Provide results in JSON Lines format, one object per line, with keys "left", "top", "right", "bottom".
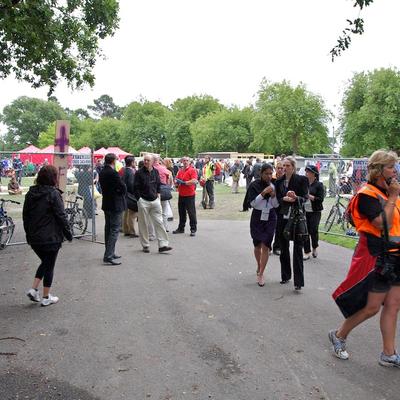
{"left": 303, "top": 165, "right": 325, "bottom": 260}
{"left": 24, "top": 165, "right": 73, "bottom": 307}
{"left": 275, "top": 157, "right": 309, "bottom": 290}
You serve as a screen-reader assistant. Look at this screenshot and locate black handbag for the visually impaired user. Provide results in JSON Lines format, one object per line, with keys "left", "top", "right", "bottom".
{"left": 160, "top": 184, "right": 172, "bottom": 201}
{"left": 375, "top": 208, "right": 399, "bottom": 282}
{"left": 283, "top": 199, "right": 308, "bottom": 242}
{"left": 126, "top": 192, "right": 138, "bottom": 212}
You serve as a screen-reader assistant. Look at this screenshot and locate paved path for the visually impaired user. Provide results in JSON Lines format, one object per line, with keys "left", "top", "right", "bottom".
{"left": 0, "top": 219, "right": 397, "bottom": 400}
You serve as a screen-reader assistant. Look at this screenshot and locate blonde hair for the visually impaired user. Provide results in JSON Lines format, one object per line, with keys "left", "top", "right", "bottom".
{"left": 367, "top": 149, "right": 398, "bottom": 182}
{"left": 164, "top": 158, "right": 173, "bottom": 169}
{"left": 283, "top": 156, "right": 296, "bottom": 171}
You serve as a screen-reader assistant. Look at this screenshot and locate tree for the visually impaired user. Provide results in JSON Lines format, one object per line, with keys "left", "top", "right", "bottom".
{"left": 251, "top": 80, "right": 330, "bottom": 156}
{"left": 191, "top": 108, "right": 254, "bottom": 154}
{"left": 331, "top": 0, "right": 375, "bottom": 60}
{"left": 340, "top": 68, "right": 400, "bottom": 156}
{"left": 88, "top": 94, "right": 123, "bottom": 119}
{"left": 166, "top": 95, "right": 224, "bottom": 156}
{"left": 0, "top": 0, "right": 119, "bottom": 94}
{"left": 38, "top": 116, "right": 96, "bottom": 149}
{"left": 1, "top": 96, "right": 66, "bottom": 147}
{"left": 120, "top": 100, "right": 170, "bottom": 155}
{"left": 91, "top": 117, "right": 123, "bottom": 149}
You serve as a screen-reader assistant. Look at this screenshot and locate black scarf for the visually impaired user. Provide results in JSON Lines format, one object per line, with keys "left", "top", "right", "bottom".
{"left": 242, "top": 178, "right": 271, "bottom": 211}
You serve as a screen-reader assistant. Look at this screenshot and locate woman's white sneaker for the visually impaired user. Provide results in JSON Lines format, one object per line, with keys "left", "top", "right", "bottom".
{"left": 27, "top": 288, "right": 40, "bottom": 302}
{"left": 41, "top": 294, "right": 59, "bottom": 307}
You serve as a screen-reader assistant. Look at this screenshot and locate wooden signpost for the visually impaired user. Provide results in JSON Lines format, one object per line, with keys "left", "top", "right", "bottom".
{"left": 53, "top": 120, "right": 70, "bottom": 194}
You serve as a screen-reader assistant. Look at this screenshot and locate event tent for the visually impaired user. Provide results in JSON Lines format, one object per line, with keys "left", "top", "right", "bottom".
{"left": 106, "top": 147, "right": 132, "bottom": 160}
{"left": 78, "top": 147, "right": 91, "bottom": 154}
{"left": 17, "top": 145, "right": 43, "bottom": 164}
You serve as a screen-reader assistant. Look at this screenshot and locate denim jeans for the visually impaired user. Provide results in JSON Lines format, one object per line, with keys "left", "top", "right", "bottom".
{"left": 104, "top": 211, "right": 123, "bottom": 260}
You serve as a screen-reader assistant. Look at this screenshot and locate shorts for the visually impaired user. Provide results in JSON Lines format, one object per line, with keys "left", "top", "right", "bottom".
{"left": 369, "top": 258, "right": 400, "bottom": 293}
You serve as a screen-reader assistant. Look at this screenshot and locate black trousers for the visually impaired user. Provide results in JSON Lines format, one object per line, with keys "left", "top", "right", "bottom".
{"left": 277, "top": 214, "right": 305, "bottom": 287}
{"left": 205, "top": 180, "right": 215, "bottom": 208}
{"left": 32, "top": 244, "right": 60, "bottom": 288}
{"left": 272, "top": 217, "right": 282, "bottom": 252}
{"left": 178, "top": 195, "right": 197, "bottom": 232}
{"left": 304, "top": 211, "right": 321, "bottom": 254}
{"left": 104, "top": 210, "right": 122, "bottom": 260}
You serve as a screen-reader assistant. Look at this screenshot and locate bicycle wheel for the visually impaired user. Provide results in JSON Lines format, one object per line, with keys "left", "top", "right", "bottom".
{"left": 71, "top": 208, "right": 88, "bottom": 236}
{"left": 0, "top": 217, "right": 15, "bottom": 249}
{"left": 324, "top": 206, "right": 338, "bottom": 232}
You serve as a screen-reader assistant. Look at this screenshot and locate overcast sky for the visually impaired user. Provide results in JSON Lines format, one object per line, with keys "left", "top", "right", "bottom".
{"left": 1, "top": 0, "right": 399, "bottom": 122}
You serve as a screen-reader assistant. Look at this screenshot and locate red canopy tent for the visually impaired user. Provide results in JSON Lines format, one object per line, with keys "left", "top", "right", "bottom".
{"left": 106, "top": 147, "right": 132, "bottom": 160}
{"left": 93, "top": 147, "right": 108, "bottom": 160}
{"left": 17, "top": 144, "right": 42, "bottom": 164}
{"left": 78, "top": 147, "right": 91, "bottom": 154}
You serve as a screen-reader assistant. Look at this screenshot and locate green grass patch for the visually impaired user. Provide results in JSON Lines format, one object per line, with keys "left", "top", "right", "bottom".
{"left": 319, "top": 233, "right": 357, "bottom": 250}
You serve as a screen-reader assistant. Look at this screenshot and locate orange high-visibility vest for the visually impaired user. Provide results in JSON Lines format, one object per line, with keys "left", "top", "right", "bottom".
{"left": 352, "top": 184, "right": 400, "bottom": 243}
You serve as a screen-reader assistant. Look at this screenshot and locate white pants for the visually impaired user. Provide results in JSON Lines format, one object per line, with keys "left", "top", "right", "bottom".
{"left": 161, "top": 200, "right": 169, "bottom": 231}
{"left": 138, "top": 198, "right": 169, "bottom": 248}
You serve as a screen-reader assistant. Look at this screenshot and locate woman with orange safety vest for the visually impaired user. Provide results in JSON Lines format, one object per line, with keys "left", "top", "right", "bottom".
{"left": 330, "top": 150, "right": 400, "bottom": 367}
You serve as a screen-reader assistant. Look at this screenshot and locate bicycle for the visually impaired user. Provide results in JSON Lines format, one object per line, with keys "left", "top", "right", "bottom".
{"left": 0, "top": 198, "right": 20, "bottom": 249}
{"left": 324, "top": 193, "right": 353, "bottom": 232}
{"left": 65, "top": 193, "right": 88, "bottom": 237}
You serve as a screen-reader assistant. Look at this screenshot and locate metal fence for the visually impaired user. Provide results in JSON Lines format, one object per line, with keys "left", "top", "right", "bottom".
{"left": 0, "top": 150, "right": 97, "bottom": 248}
{"left": 302, "top": 157, "right": 368, "bottom": 239}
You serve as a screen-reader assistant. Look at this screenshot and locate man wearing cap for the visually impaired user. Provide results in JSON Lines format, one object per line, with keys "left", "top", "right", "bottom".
{"left": 303, "top": 165, "right": 325, "bottom": 260}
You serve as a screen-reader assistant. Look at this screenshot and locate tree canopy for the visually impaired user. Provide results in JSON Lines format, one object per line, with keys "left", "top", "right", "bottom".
{"left": 1, "top": 96, "right": 66, "bottom": 147}
{"left": 340, "top": 68, "right": 400, "bottom": 156}
{"left": 251, "top": 80, "right": 330, "bottom": 156}
{"left": 0, "top": 0, "right": 119, "bottom": 94}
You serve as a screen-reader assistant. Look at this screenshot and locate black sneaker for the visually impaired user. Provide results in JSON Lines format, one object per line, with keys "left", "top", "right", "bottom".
{"left": 190, "top": 231, "right": 196, "bottom": 237}
{"left": 142, "top": 247, "right": 150, "bottom": 253}
{"left": 173, "top": 229, "right": 184, "bottom": 234}
{"left": 159, "top": 246, "right": 173, "bottom": 253}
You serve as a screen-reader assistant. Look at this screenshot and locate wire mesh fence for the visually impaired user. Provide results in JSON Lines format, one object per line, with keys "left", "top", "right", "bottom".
{"left": 0, "top": 150, "right": 97, "bottom": 248}
{"left": 302, "top": 157, "right": 369, "bottom": 239}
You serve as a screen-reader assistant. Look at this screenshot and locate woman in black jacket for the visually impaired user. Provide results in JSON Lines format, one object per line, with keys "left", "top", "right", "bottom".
{"left": 303, "top": 165, "right": 325, "bottom": 260}
{"left": 24, "top": 166, "right": 73, "bottom": 307}
{"left": 275, "top": 157, "right": 309, "bottom": 290}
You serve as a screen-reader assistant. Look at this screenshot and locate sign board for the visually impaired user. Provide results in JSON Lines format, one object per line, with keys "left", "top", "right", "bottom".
{"left": 72, "top": 154, "right": 92, "bottom": 166}
{"left": 53, "top": 120, "right": 70, "bottom": 194}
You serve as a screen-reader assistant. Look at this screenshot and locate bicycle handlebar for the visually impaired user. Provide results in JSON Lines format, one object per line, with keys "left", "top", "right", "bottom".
{"left": 0, "top": 198, "right": 21, "bottom": 205}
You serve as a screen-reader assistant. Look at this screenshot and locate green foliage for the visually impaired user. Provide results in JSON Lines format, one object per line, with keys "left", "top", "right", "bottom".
{"left": 1, "top": 96, "right": 66, "bottom": 147}
{"left": 91, "top": 117, "right": 122, "bottom": 149}
{"left": 251, "top": 80, "right": 330, "bottom": 156}
{"left": 0, "top": 0, "right": 119, "bottom": 94}
{"left": 88, "top": 94, "right": 123, "bottom": 119}
{"left": 38, "top": 116, "right": 97, "bottom": 149}
{"left": 166, "top": 95, "right": 224, "bottom": 156}
{"left": 121, "top": 100, "right": 169, "bottom": 155}
{"left": 341, "top": 68, "right": 400, "bottom": 157}
{"left": 191, "top": 107, "right": 254, "bottom": 154}
{"left": 330, "top": 0, "right": 375, "bottom": 60}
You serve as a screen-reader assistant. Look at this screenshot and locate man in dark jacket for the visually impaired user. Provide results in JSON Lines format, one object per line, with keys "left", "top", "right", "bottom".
{"left": 99, "top": 153, "right": 127, "bottom": 265}
{"left": 122, "top": 156, "right": 138, "bottom": 237}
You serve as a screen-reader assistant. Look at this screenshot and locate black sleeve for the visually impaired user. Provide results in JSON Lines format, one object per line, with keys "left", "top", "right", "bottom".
{"left": 133, "top": 171, "right": 141, "bottom": 200}
{"left": 313, "top": 182, "right": 325, "bottom": 202}
{"left": 358, "top": 193, "right": 382, "bottom": 221}
{"left": 112, "top": 170, "right": 127, "bottom": 195}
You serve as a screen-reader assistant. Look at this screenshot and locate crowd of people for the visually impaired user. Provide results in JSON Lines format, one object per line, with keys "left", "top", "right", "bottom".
{"left": 21, "top": 148, "right": 400, "bottom": 369}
